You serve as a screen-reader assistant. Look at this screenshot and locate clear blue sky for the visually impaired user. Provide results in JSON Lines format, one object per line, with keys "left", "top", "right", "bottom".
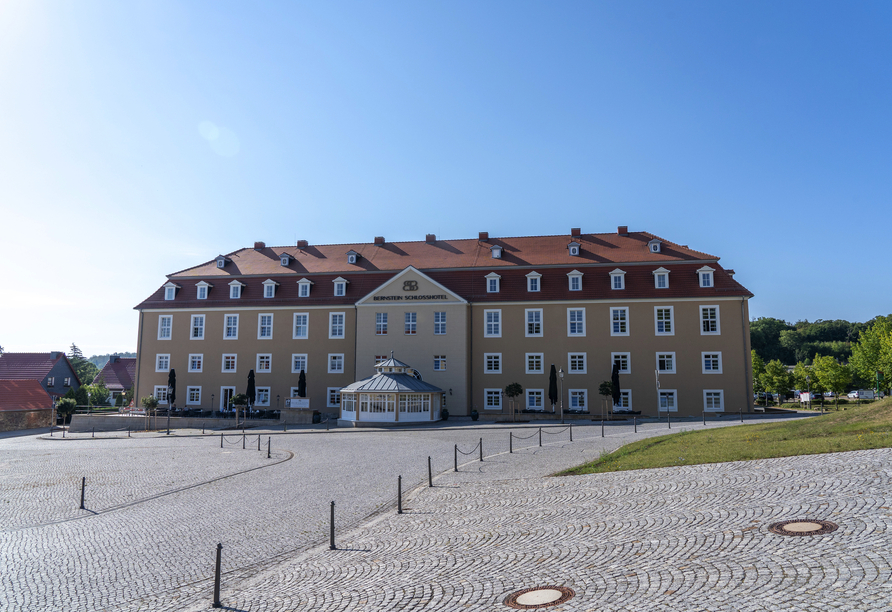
{"left": 2, "top": 1, "right": 890, "bottom": 356}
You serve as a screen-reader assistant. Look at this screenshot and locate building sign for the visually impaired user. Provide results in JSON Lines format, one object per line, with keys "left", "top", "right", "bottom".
{"left": 286, "top": 398, "right": 310, "bottom": 408}
{"left": 373, "top": 294, "right": 450, "bottom": 301}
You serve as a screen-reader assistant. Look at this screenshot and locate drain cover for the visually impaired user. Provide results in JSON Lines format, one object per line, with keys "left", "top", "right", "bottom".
{"left": 504, "top": 586, "right": 575, "bottom": 609}
{"left": 768, "top": 519, "right": 839, "bottom": 536}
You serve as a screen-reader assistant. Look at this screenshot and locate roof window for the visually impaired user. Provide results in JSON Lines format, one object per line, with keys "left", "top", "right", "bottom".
{"left": 346, "top": 250, "right": 360, "bottom": 265}
{"left": 567, "top": 241, "right": 581, "bottom": 257}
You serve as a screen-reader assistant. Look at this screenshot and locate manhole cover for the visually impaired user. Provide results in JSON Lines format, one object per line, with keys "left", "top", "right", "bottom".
{"left": 504, "top": 586, "right": 575, "bottom": 609}
{"left": 768, "top": 519, "right": 839, "bottom": 536}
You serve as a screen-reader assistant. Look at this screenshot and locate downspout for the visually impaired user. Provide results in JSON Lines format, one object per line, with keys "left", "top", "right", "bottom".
{"left": 741, "top": 297, "right": 751, "bottom": 413}
{"left": 134, "top": 310, "right": 145, "bottom": 429}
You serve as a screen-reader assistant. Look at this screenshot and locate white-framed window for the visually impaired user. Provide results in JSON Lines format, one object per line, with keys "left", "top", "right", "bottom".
{"left": 153, "top": 386, "right": 169, "bottom": 405}
{"left": 258, "top": 314, "right": 273, "bottom": 339}
{"left": 191, "top": 315, "right": 205, "bottom": 340}
{"left": 63, "top": 377, "right": 71, "bottom": 387}
{"left": 653, "top": 267, "right": 670, "bottom": 289}
{"left": 262, "top": 279, "right": 277, "bottom": 299}
{"left": 229, "top": 282, "right": 243, "bottom": 299}
{"left": 704, "top": 389, "right": 724, "bottom": 412}
{"left": 405, "top": 312, "right": 417, "bottom": 335}
{"left": 327, "top": 387, "right": 341, "bottom": 408}
{"left": 569, "top": 389, "right": 587, "bottom": 409}
{"left": 186, "top": 386, "right": 201, "bottom": 406}
{"left": 526, "top": 353, "right": 543, "bottom": 374}
{"left": 164, "top": 285, "right": 176, "bottom": 300}
{"left": 526, "top": 389, "right": 544, "bottom": 410}
{"left": 525, "top": 309, "right": 543, "bottom": 337}
{"left": 222, "top": 354, "right": 237, "bottom": 373}
{"left": 297, "top": 278, "right": 313, "bottom": 297}
{"left": 698, "top": 266, "right": 715, "bottom": 288}
{"left": 567, "top": 270, "right": 583, "bottom": 291}
{"left": 526, "top": 271, "right": 541, "bottom": 292}
{"left": 612, "top": 352, "right": 630, "bottom": 374}
{"left": 484, "top": 353, "right": 502, "bottom": 374}
{"left": 47, "top": 377, "right": 54, "bottom": 387}
{"left": 654, "top": 307, "right": 674, "bottom": 336}
{"left": 293, "top": 313, "right": 309, "bottom": 339}
{"left": 614, "top": 390, "right": 632, "bottom": 410}
{"left": 329, "top": 312, "right": 345, "bottom": 339}
{"left": 328, "top": 353, "right": 344, "bottom": 373}
{"left": 280, "top": 254, "right": 290, "bottom": 266}
{"left": 375, "top": 313, "right": 388, "bottom": 335}
{"left": 433, "top": 355, "right": 446, "bottom": 371}
{"left": 224, "top": 314, "right": 239, "bottom": 339}
{"left": 656, "top": 352, "right": 676, "bottom": 374}
{"left": 158, "top": 315, "right": 172, "bottom": 340}
{"left": 610, "top": 269, "right": 626, "bottom": 290}
{"left": 700, "top": 306, "right": 720, "bottom": 335}
{"left": 255, "top": 387, "right": 270, "bottom": 407}
{"left": 702, "top": 352, "right": 723, "bottom": 374}
{"left": 256, "top": 353, "right": 272, "bottom": 373}
{"left": 485, "top": 272, "right": 501, "bottom": 293}
{"left": 484, "top": 389, "right": 502, "bottom": 409}
{"left": 484, "top": 309, "right": 501, "bottom": 338}
{"left": 188, "top": 354, "right": 203, "bottom": 373}
{"left": 568, "top": 352, "right": 587, "bottom": 374}
{"left": 610, "top": 307, "right": 629, "bottom": 336}
{"left": 155, "top": 354, "right": 170, "bottom": 372}
{"left": 567, "top": 308, "right": 585, "bottom": 336}
{"left": 291, "top": 354, "right": 307, "bottom": 374}
{"left": 659, "top": 389, "right": 678, "bottom": 412}
{"left": 434, "top": 312, "right": 446, "bottom": 335}
{"left": 333, "top": 277, "right": 347, "bottom": 297}
{"left": 196, "top": 283, "right": 209, "bottom": 300}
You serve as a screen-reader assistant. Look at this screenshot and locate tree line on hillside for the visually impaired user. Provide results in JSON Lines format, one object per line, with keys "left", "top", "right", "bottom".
{"left": 751, "top": 315, "right": 891, "bottom": 408}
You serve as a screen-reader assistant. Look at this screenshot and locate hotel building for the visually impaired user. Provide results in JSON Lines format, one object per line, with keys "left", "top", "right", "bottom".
{"left": 133, "top": 227, "right": 753, "bottom": 418}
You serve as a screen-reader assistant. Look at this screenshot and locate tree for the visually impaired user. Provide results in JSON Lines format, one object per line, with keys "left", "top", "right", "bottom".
{"left": 751, "top": 350, "right": 766, "bottom": 404}
{"left": 504, "top": 383, "right": 523, "bottom": 420}
{"left": 791, "top": 361, "right": 812, "bottom": 394}
{"left": 750, "top": 317, "right": 794, "bottom": 362}
{"left": 813, "top": 355, "right": 852, "bottom": 410}
{"left": 69, "top": 343, "right": 84, "bottom": 361}
{"left": 141, "top": 396, "right": 159, "bottom": 411}
{"left": 74, "top": 386, "right": 89, "bottom": 407}
{"left": 57, "top": 398, "right": 76, "bottom": 424}
{"left": 761, "top": 360, "right": 792, "bottom": 406}
{"left": 68, "top": 343, "right": 98, "bottom": 384}
{"left": 85, "top": 379, "right": 111, "bottom": 406}
{"left": 850, "top": 316, "right": 892, "bottom": 390}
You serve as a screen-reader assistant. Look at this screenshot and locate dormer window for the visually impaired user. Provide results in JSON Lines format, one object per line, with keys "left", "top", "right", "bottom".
{"left": 332, "top": 277, "right": 348, "bottom": 297}
{"left": 280, "top": 254, "right": 290, "bottom": 267}
{"left": 346, "top": 250, "right": 360, "bottom": 265}
{"left": 567, "top": 270, "right": 583, "bottom": 291}
{"left": 163, "top": 282, "right": 179, "bottom": 301}
{"left": 228, "top": 280, "right": 245, "bottom": 299}
{"left": 215, "top": 255, "right": 230, "bottom": 268}
{"left": 485, "top": 272, "right": 501, "bottom": 293}
{"left": 698, "top": 266, "right": 715, "bottom": 288}
{"left": 610, "top": 269, "right": 626, "bottom": 290}
{"left": 297, "top": 278, "right": 313, "bottom": 298}
{"left": 652, "top": 267, "right": 670, "bottom": 289}
{"left": 195, "top": 281, "right": 212, "bottom": 300}
{"left": 526, "top": 271, "right": 542, "bottom": 292}
{"left": 262, "top": 279, "right": 279, "bottom": 298}
{"left": 648, "top": 239, "right": 662, "bottom": 254}
{"left": 490, "top": 245, "right": 503, "bottom": 259}
{"left": 567, "top": 241, "right": 581, "bottom": 257}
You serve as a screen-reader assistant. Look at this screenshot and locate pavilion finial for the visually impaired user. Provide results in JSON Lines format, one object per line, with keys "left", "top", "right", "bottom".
{"left": 390, "top": 350, "right": 394, "bottom": 359}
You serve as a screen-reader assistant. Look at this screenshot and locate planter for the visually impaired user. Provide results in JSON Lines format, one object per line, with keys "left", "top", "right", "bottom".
{"left": 441, "top": 408, "right": 449, "bottom": 421}
{"left": 470, "top": 409, "right": 479, "bottom": 421}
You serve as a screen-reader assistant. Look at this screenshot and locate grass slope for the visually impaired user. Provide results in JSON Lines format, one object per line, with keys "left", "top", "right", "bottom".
{"left": 560, "top": 398, "right": 892, "bottom": 476}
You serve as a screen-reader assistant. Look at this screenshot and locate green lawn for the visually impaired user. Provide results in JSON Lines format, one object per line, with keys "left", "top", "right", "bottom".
{"left": 559, "top": 397, "right": 892, "bottom": 476}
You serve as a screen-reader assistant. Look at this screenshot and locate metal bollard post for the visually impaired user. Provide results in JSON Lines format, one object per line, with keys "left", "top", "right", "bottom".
{"left": 63, "top": 427, "right": 66, "bottom": 438}
{"left": 242, "top": 433, "right": 246, "bottom": 450}
{"left": 703, "top": 411, "right": 706, "bottom": 426}
{"left": 454, "top": 444, "right": 457, "bottom": 472}
{"left": 212, "top": 543, "right": 222, "bottom": 608}
{"left": 267, "top": 437, "right": 271, "bottom": 459}
{"left": 79, "top": 476, "right": 86, "bottom": 510}
{"left": 398, "top": 475, "right": 403, "bottom": 514}
{"left": 601, "top": 419, "right": 605, "bottom": 438}
{"left": 633, "top": 416, "right": 637, "bottom": 433}
{"left": 740, "top": 410, "right": 743, "bottom": 423}
{"left": 569, "top": 424, "right": 573, "bottom": 442}
{"left": 202, "top": 425, "right": 205, "bottom": 435}
{"left": 128, "top": 428, "right": 130, "bottom": 438}
{"left": 479, "top": 437, "right": 483, "bottom": 462}
{"left": 509, "top": 432, "right": 513, "bottom": 453}
{"left": 329, "top": 501, "right": 336, "bottom": 550}
{"left": 257, "top": 435, "right": 261, "bottom": 451}
{"left": 283, "top": 422, "right": 287, "bottom": 432}
{"left": 220, "top": 433, "right": 223, "bottom": 448}
{"left": 428, "top": 456, "right": 433, "bottom": 487}
{"left": 539, "top": 427, "right": 542, "bottom": 447}
{"left": 326, "top": 419, "right": 330, "bottom": 431}
{"left": 668, "top": 411, "right": 671, "bottom": 429}
{"left": 92, "top": 427, "right": 94, "bottom": 438}
{"left": 50, "top": 428, "right": 53, "bottom": 437}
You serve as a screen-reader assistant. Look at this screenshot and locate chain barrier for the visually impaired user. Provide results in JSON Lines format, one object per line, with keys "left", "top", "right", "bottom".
{"left": 455, "top": 440, "right": 481, "bottom": 455}
{"left": 541, "top": 426, "right": 571, "bottom": 435}
{"left": 511, "top": 429, "right": 539, "bottom": 440}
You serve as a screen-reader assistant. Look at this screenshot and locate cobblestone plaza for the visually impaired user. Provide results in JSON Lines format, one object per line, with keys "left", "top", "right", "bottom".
{"left": 1, "top": 416, "right": 890, "bottom": 611}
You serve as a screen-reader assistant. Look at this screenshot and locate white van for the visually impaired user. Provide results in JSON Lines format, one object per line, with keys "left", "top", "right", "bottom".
{"left": 847, "top": 390, "right": 876, "bottom": 400}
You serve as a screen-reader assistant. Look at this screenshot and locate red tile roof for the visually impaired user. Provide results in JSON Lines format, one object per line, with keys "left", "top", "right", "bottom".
{"left": 0, "top": 353, "right": 64, "bottom": 380}
{"left": 0, "top": 380, "right": 53, "bottom": 412}
{"left": 94, "top": 357, "right": 136, "bottom": 391}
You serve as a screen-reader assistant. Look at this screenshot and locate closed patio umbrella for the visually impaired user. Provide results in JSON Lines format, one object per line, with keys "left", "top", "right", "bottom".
{"left": 167, "top": 369, "right": 176, "bottom": 408}
{"left": 298, "top": 370, "right": 306, "bottom": 398}
{"left": 548, "top": 364, "right": 558, "bottom": 413}
{"left": 611, "top": 363, "right": 621, "bottom": 408}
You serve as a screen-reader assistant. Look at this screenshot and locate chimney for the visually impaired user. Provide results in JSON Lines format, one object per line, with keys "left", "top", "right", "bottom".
{"left": 296, "top": 240, "right": 308, "bottom": 249}
{"left": 374, "top": 236, "right": 385, "bottom": 246}
{"left": 253, "top": 241, "right": 266, "bottom": 250}
{"left": 51, "top": 351, "right": 61, "bottom": 360}
{"left": 425, "top": 233, "right": 436, "bottom": 243}
{"left": 617, "top": 226, "right": 628, "bottom": 236}
{"left": 726, "top": 269, "right": 736, "bottom": 277}
{"left": 109, "top": 355, "right": 119, "bottom": 363}
{"left": 571, "top": 227, "right": 581, "bottom": 238}
{"left": 478, "top": 231, "right": 489, "bottom": 242}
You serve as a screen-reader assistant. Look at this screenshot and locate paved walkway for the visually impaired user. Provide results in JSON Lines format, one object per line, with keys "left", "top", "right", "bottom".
{"left": 2, "top": 415, "right": 890, "bottom": 611}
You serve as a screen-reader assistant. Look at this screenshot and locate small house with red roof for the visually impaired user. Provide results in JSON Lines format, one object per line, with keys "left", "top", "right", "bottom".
{"left": 0, "top": 352, "right": 81, "bottom": 399}
{"left": 93, "top": 356, "right": 136, "bottom": 403}
{"left": 0, "top": 379, "right": 53, "bottom": 431}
